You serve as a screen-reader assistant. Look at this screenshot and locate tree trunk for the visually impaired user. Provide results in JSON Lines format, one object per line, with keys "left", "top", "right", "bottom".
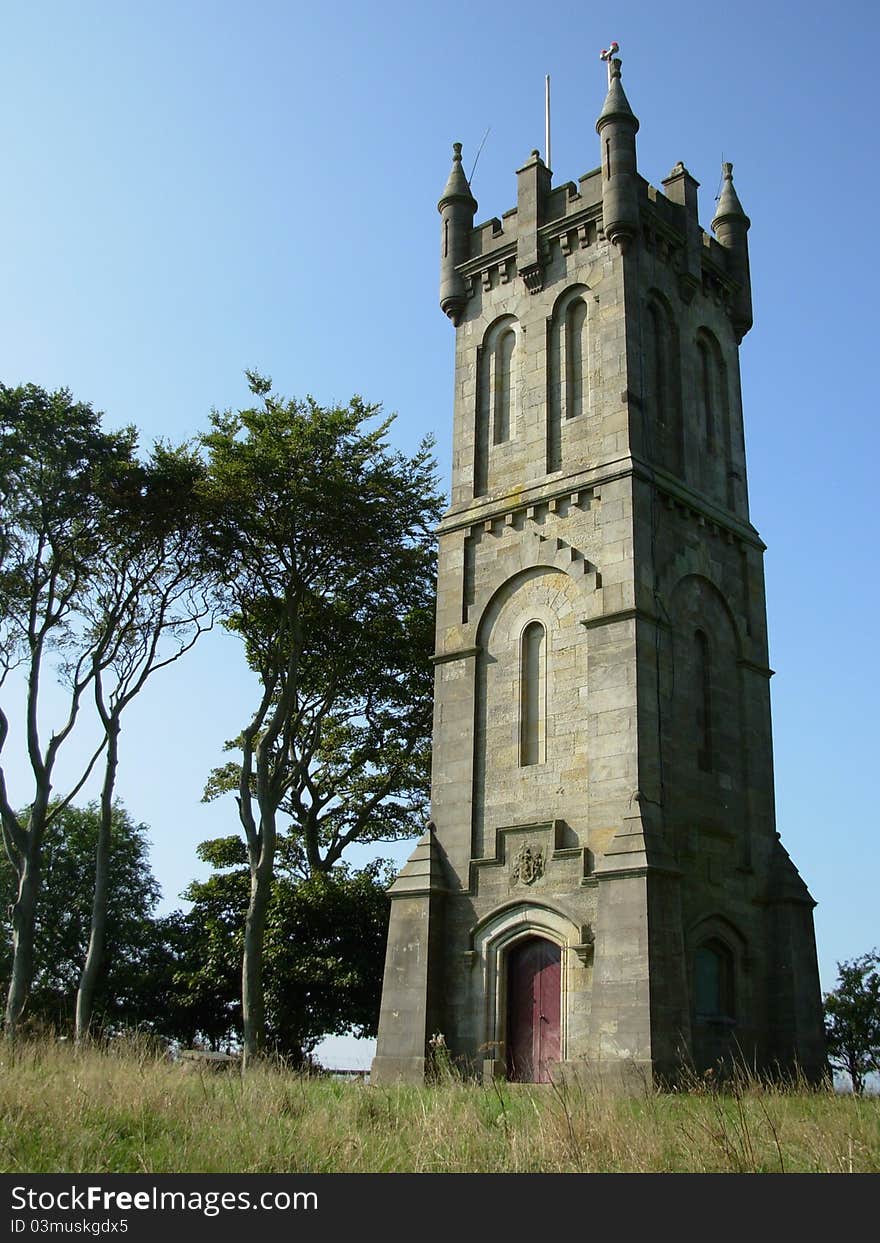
{"left": 75, "top": 724, "right": 119, "bottom": 1043}
{"left": 5, "top": 854, "right": 41, "bottom": 1039}
{"left": 241, "top": 858, "right": 272, "bottom": 1066}
{"left": 848, "top": 1053, "right": 864, "bottom": 1097}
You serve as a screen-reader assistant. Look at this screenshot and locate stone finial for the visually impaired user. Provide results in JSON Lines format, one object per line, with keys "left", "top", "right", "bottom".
{"left": 599, "top": 40, "right": 620, "bottom": 85}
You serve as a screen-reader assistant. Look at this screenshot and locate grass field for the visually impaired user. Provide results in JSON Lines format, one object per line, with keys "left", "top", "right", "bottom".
{"left": 0, "top": 1038, "right": 877, "bottom": 1173}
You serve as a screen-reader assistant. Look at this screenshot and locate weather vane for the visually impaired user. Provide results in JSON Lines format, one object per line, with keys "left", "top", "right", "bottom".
{"left": 599, "top": 40, "right": 620, "bottom": 87}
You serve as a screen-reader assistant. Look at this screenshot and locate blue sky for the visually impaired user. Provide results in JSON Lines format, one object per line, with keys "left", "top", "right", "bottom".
{"left": 2, "top": 1, "right": 878, "bottom": 1062}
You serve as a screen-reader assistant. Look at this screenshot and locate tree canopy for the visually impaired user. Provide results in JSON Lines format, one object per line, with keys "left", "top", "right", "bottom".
{"left": 0, "top": 374, "right": 442, "bottom": 1057}
{"left": 0, "top": 381, "right": 216, "bottom": 1039}
{"left": 0, "top": 801, "right": 165, "bottom": 1033}
{"left": 0, "top": 384, "right": 139, "bottom": 1033}
{"left": 200, "top": 374, "right": 443, "bottom": 1059}
{"left": 824, "top": 950, "right": 880, "bottom": 1096}
{"left": 171, "top": 837, "right": 391, "bottom": 1060}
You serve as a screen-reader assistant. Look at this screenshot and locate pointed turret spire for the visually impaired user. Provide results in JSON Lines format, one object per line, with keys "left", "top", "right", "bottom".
{"left": 439, "top": 142, "right": 477, "bottom": 211}
{"left": 712, "top": 161, "right": 750, "bottom": 232}
{"left": 712, "top": 162, "right": 752, "bottom": 339}
{"left": 438, "top": 143, "right": 478, "bottom": 326}
{"left": 596, "top": 52, "right": 640, "bottom": 250}
{"left": 597, "top": 55, "right": 639, "bottom": 129}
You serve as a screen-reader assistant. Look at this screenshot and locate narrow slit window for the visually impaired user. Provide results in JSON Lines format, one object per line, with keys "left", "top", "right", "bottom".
{"left": 494, "top": 328, "right": 515, "bottom": 444}
{"left": 520, "top": 621, "right": 546, "bottom": 766}
{"left": 699, "top": 340, "right": 715, "bottom": 453}
{"left": 649, "top": 304, "right": 667, "bottom": 424}
{"left": 564, "top": 300, "right": 587, "bottom": 420}
{"left": 695, "top": 940, "right": 735, "bottom": 1021}
{"left": 695, "top": 628, "right": 713, "bottom": 771}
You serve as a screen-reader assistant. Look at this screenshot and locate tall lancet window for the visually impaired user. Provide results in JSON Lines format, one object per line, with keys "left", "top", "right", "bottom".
{"left": 564, "top": 299, "right": 588, "bottom": 421}
{"left": 695, "top": 940, "right": 735, "bottom": 1021}
{"left": 494, "top": 328, "right": 516, "bottom": 444}
{"left": 520, "top": 621, "right": 547, "bottom": 766}
{"left": 698, "top": 338, "right": 716, "bottom": 454}
{"left": 643, "top": 293, "right": 684, "bottom": 478}
{"left": 647, "top": 303, "right": 667, "bottom": 423}
{"left": 695, "top": 628, "right": 713, "bottom": 771}
{"left": 476, "top": 316, "right": 517, "bottom": 497}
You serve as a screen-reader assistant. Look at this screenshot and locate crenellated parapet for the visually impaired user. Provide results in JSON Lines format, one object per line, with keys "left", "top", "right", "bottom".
{"left": 438, "top": 55, "right": 753, "bottom": 342}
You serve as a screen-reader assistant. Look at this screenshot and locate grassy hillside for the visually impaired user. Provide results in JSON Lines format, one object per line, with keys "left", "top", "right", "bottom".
{"left": 0, "top": 1039, "right": 876, "bottom": 1173}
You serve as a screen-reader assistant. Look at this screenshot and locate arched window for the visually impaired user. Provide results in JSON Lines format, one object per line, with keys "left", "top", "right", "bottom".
{"left": 694, "top": 939, "right": 735, "bottom": 1021}
{"left": 644, "top": 294, "right": 684, "bottom": 478}
{"left": 475, "top": 317, "right": 517, "bottom": 496}
{"left": 695, "top": 330, "right": 733, "bottom": 506}
{"left": 564, "top": 299, "right": 588, "bottom": 421}
{"left": 494, "top": 328, "right": 516, "bottom": 444}
{"left": 697, "top": 338, "right": 716, "bottom": 453}
{"left": 695, "top": 628, "right": 713, "bottom": 771}
{"left": 646, "top": 302, "right": 668, "bottom": 425}
{"left": 520, "top": 621, "right": 546, "bottom": 766}
{"left": 547, "top": 287, "right": 590, "bottom": 472}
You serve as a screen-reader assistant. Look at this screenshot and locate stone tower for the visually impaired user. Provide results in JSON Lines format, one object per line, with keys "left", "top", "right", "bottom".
{"left": 372, "top": 55, "right": 825, "bottom": 1086}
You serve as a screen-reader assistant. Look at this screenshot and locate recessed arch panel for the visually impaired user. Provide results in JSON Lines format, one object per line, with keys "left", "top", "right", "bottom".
{"left": 471, "top": 567, "right": 588, "bottom": 859}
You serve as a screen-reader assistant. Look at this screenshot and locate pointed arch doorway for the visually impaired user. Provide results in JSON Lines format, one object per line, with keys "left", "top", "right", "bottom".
{"left": 506, "top": 936, "right": 561, "bottom": 1082}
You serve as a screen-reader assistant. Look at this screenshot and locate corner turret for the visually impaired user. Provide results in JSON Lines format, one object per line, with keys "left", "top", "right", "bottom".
{"left": 711, "top": 162, "right": 752, "bottom": 339}
{"left": 438, "top": 142, "right": 478, "bottom": 325}
{"left": 596, "top": 55, "right": 640, "bottom": 250}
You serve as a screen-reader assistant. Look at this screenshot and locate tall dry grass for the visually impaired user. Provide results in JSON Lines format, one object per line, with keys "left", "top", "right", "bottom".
{"left": 0, "top": 1036, "right": 876, "bottom": 1173}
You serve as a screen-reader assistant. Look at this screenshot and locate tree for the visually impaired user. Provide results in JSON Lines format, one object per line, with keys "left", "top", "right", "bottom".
{"left": 824, "top": 950, "right": 880, "bottom": 1095}
{"left": 201, "top": 373, "right": 442, "bottom": 1062}
{"left": 0, "top": 384, "right": 136, "bottom": 1036}
{"left": 74, "top": 441, "right": 215, "bottom": 1041}
{"left": 0, "top": 383, "right": 215, "bottom": 1040}
{"left": 0, "top": 801, "right": 164, "bottom": 1032}
{"left": 170, "top": 836, "right": 391, "bottom": 1060}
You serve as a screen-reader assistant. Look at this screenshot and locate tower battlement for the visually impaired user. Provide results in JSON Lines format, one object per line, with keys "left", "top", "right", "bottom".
{"left": 454, "top": 158, "right": 740, "bottom": 319}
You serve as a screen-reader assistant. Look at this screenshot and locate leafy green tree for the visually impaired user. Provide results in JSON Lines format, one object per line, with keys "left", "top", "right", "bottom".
{"left": 0, "top": 802, "right": 164, "bottom": 1032}
{"left": 824, "top": 950, "right": 880, "bottom": 1096}
{"left": 74, "top": 440, "right": 215, "bottom": 1041}
{"left": 200, "top": 373, "right": 442, "bottom": 1062}
{"left": 0, "top": 382, "right": 215, "bottom": 1040}
{"left": 0, "top": 384, "right": 136, "bottom": 1035}
{"left": 171, "top": 836, "right": 391, "bottom": 1060}
{"left": 164, "top": 837, "right": 243, "bottom": 1050}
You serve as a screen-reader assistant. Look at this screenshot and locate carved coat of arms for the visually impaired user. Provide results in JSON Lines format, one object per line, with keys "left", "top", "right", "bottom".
{"left": 512, "top": 842, "right": 544, "bottom": 886}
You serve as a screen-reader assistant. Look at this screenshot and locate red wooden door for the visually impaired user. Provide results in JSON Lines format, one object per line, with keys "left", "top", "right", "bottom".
{"left": 506, "top": 937, "right": 561, "bottom": 1082}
